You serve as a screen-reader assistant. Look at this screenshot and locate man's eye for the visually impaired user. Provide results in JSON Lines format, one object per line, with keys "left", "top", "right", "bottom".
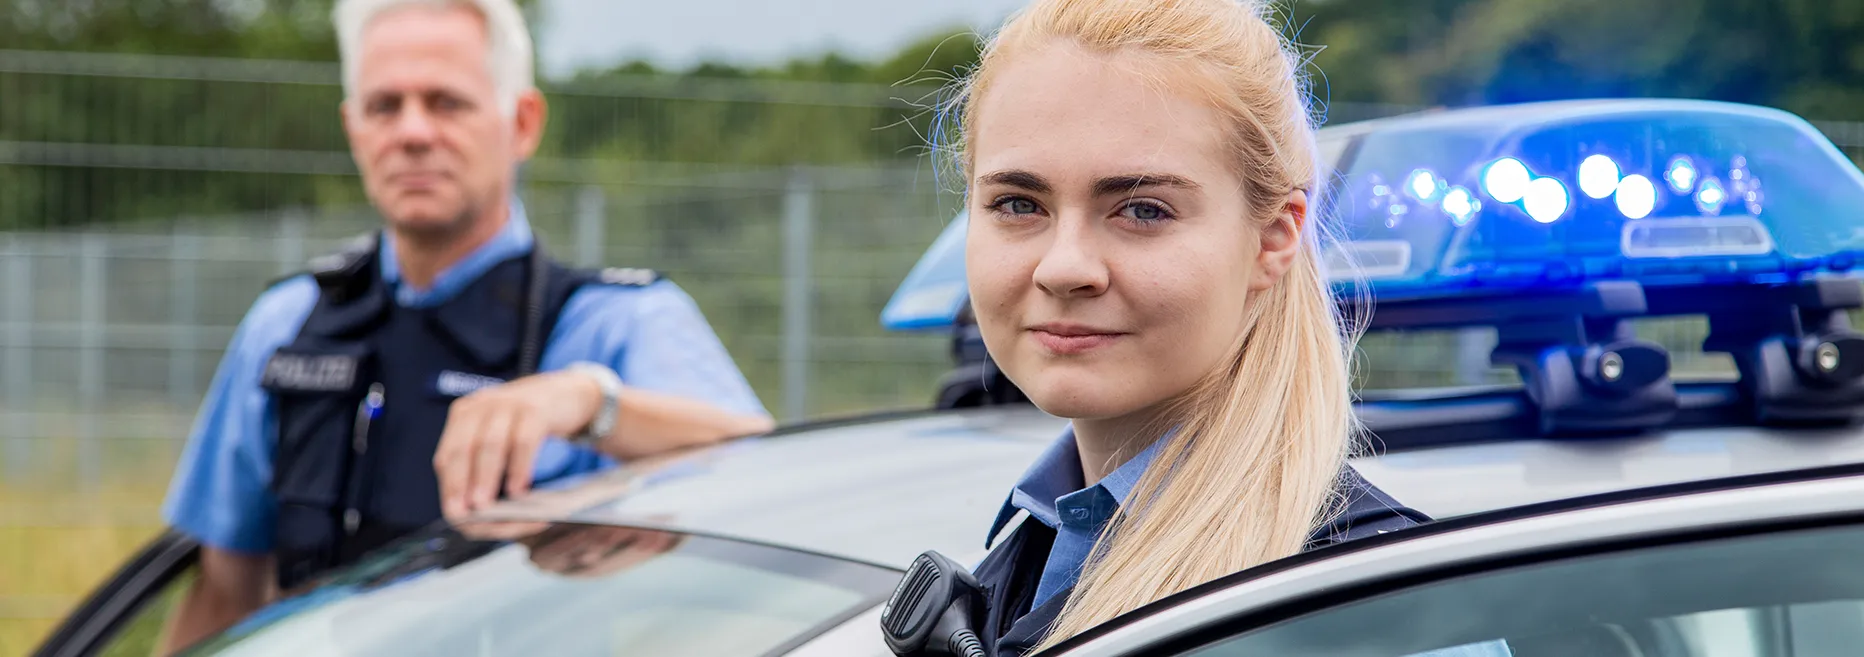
{"left": 366, "top": 98, "right": 399, "bottom": 116}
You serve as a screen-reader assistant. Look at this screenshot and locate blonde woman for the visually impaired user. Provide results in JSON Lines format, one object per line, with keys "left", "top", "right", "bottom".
{"left": 939, "top": 0, "right": 1492, "bottom": 654}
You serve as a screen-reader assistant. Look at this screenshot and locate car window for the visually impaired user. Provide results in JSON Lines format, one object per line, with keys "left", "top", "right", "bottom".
{"left": 1171, "top": 522, "right": 1864, "bottom": 657}
{"left": 174, "top": 523, "right": 899, "bottom": 657}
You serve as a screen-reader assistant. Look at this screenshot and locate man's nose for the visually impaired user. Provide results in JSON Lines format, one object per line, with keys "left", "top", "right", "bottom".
{"left": 1032, "top": 217, "right": 1110, "bottom": 299}
{"left": 391, "top": 104, "right": 439, "bottom": 148}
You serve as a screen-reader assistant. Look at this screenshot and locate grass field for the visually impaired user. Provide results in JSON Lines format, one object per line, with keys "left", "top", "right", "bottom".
{"left": 1, "top": 481, "right": 172, "bottom": 656}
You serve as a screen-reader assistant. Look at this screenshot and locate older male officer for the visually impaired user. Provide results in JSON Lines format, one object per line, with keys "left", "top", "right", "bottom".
{"left": 156, "top": 0, "right": 775, "bottom": 651}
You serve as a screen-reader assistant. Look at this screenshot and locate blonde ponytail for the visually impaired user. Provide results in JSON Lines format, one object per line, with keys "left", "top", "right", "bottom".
{"left": 946, "top": 0, "right": 1366, "bottom": 648}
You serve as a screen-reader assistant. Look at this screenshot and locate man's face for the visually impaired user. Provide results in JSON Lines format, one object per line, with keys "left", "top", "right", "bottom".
{"left": 343, "top": 4, "right": 544, "bottom": 240}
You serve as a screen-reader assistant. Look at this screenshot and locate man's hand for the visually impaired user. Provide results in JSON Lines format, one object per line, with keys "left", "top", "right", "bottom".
{"left": 522, "top": 525, "right": 684, "bottom": 578}
{"left": 436, "top": 366, "right": 776, "bottom": 521}
{"left": 435, "top": 369, "right": 602, "bottom": 520}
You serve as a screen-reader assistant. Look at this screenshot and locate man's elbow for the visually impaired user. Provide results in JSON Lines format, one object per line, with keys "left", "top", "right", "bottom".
{"left": 681, "top": 410, "right": 773, "bottom": 450}
{"left": 735, "top": 411, "right": 776, "bottom": 437}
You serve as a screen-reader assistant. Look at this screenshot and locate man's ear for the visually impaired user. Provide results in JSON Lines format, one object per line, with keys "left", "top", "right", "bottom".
{"left": 1249, "top": 189, "right": 1308, "bottom": 292}
{"left": 339, "top": 98, "right": 360, "bottom": 163}
{"left": 512, "top": 89, "right": 548, "bottom": 161}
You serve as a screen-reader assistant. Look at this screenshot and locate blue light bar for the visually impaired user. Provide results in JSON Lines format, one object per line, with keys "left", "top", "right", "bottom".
{"left": 1615, "top": 174, "right": 1657, "bottom": 220}
{"left": 1318, "top": 99, "right": 1864, "bottom": 303}
{"left": 1666, "top": 155, "right": 1698, "bottom": 193}
{"left": 1579, "top": 154, "right": 1620, "bottom": 199}
{"left": 880, "top": 211, "right": 971, "bottom": 332}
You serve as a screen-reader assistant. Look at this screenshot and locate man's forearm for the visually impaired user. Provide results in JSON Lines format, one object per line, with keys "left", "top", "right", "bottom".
{"left": 593, "top": 386, "right": 775, "bottom": 459}
{"left": 158, "top": 549, "right": 271, "bottom": 655}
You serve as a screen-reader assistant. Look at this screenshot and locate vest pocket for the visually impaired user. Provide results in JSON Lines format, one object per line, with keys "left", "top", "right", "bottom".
{"left": 269, "top": 389, "right": 361, "bottom": 588}
{"left": 262, "top": 343, "right": 375, "bottom": 588}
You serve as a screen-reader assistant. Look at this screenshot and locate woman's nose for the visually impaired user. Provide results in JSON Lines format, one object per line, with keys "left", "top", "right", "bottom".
{"left": 1032, "top": 220, "right": 1109, "bottom": 299}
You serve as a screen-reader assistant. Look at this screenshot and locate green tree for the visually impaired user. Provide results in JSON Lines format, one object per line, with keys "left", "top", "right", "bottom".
{"left": 1283, "top": 0, "right": 1864, "bottom": 122}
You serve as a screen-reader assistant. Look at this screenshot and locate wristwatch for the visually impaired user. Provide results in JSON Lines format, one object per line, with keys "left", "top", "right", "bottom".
{"left": 565, "top": 361, "right": 623, "bottom": 446}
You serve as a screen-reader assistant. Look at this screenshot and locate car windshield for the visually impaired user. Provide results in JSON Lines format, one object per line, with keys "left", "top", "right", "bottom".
{"left": 175, "top": 522, "right": 899, "bottom": 657}
{"left": 1180, "top": 520, "right": 1864, "bottom": 657}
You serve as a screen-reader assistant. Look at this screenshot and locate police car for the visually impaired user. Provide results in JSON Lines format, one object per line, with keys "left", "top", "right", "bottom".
{"left": 34, "top": 98, "right": 1864, "bottom": 657}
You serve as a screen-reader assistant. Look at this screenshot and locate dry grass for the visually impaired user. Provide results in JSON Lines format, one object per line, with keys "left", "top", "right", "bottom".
{"left": 1, "top": 445, "right": 176, "bottom": 657}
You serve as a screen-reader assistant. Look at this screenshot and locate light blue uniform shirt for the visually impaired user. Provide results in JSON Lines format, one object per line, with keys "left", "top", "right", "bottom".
{"left": 988, "top": 426, "right": 1164, "bottom": 609}
{"left": 991, "top": 426, "right": 1514, "bottom": 657}
{"left": 162, "top": 200, "right": 768, "bottom": 555}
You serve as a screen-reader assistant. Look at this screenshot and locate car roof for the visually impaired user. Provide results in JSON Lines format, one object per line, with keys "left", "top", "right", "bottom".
{"left": 466, "top": 402, "right": 1864, "bottom": 571}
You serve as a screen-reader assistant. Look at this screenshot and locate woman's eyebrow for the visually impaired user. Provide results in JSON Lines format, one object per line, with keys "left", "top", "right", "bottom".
{"left": 977, "top": 170, "right": 1053, "bottom": 194}
{"left": 1094, "top": 173, "right": 1201, "bottom": 196}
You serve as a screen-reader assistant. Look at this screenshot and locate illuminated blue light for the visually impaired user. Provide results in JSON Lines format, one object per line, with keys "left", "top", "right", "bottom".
{"left": 1407, "top": 169, "right": 1443, "bottom": 201}
{"left": 1745, "top": 179, "right": 1765, "bottom": 215}
{"left": 1579, "top": 155, "right": 1621, "bottom": 199}
{"left": 1524, "top": 177, "right": 1571, "bottom": 224}
{"left": 1696, "top": 177, "right": 1726, "bottom": 215}
{"left": 1666, "top": 156, "right": 1698, "bottom": 194}
{"left": 1614, "top": 175, "right": 1658, "bottom": 219}
{"left": 1483, "top": 158, "right": 1531, "bottom": 204}
{"left": 1442, "top": 186, "right": 1479, "bottom": 226}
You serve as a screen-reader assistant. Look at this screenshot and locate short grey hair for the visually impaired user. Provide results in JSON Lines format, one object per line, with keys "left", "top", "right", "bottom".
{"left": 333, "top": 0, "right": 537, "bottom": 116}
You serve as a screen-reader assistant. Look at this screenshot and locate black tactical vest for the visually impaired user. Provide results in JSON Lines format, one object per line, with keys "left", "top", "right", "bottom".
{"left": 258, "top": 232, "right": 658, "bottom": 591}
{"left": 971, "top": 467, "right": 1431, "bottom": 657}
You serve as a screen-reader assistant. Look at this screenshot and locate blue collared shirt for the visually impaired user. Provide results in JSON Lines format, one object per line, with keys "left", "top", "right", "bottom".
{"left": 987, "top": 426, "right": 1165, "bottom": 609}
{"left": 987, "top": 427, "right": 1514, "bottom": 657}
{"left": 162, "top": 199, "right": 769, "bottom": 554}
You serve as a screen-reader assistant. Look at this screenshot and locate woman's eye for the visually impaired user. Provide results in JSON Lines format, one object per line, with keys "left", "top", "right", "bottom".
{"left": 990, "top": 197, "right": 1042, "bottom": 216}
{"left": 1120, "top": 202, "right": 1172, "bottom": 223}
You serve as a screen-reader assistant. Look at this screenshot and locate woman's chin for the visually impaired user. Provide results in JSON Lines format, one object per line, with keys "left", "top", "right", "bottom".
{"left": 1023, "top": 380, "right": 1141, "bottom": 421}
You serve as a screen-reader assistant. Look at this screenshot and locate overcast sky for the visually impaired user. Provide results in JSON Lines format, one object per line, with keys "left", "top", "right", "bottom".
{"left": 532, "top": 0, "right": 1031, "bottom": 77}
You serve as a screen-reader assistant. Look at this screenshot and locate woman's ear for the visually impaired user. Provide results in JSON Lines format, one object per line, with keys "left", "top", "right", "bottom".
{"left": 1250, "top": 190, "right": 1308, "bottom": 292}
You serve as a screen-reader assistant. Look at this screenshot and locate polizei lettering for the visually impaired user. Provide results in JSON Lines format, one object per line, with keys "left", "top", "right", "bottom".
{"left": 262, "top": 353, "right": 360, "bottom": 392}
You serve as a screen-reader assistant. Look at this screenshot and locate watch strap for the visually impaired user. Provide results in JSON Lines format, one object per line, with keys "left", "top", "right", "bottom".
{"left": 566, "top": 362, "right": 622, "bottom": 446}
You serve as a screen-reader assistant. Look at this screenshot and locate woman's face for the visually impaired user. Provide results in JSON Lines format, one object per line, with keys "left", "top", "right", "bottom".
{"left": 965, "top": 41, "right": 1303, "bottom": 424}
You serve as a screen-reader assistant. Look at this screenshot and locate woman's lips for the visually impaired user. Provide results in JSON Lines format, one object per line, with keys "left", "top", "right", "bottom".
{"left": 1027, "top": 324, "right": 1127, "bottom": 355}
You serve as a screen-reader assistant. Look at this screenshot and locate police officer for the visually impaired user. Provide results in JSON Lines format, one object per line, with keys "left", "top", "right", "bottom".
{"left": 156, "top": 0, "right": 773, "bottom": 651}
{"left": 897, "top": 0, "right": 1508, "bottom": 655}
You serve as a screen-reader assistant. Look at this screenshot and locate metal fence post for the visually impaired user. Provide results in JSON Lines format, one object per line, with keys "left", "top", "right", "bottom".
{"left": 78, "top": 232, "right": 105, "bottom": 491}
{"left": 782, "top": 167, "right": 816, "bottom": 423}
{"left": 277, "top": 208, "right": 307, "bottom": 275}
{"left": 3, "top": 236, "right": 33, "bottom": 481}
{"left": 171, "top": 227, "right": 199, "bottom": 409}
{"left": 575, "top": 185, "right": 606, "bottom": 267}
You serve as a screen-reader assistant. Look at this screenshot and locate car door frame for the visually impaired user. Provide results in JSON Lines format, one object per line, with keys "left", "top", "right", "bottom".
{"left": 30, "top": 529, "right": 201, "bottom": 657}
{"left": 1036, "top": 461, "right": 1864, "bottom": 657}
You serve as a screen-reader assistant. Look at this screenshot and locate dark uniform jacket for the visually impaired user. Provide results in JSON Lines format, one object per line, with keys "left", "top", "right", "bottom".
{"left": 971, "top": 467, "right": 1429, "bottom": 656}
